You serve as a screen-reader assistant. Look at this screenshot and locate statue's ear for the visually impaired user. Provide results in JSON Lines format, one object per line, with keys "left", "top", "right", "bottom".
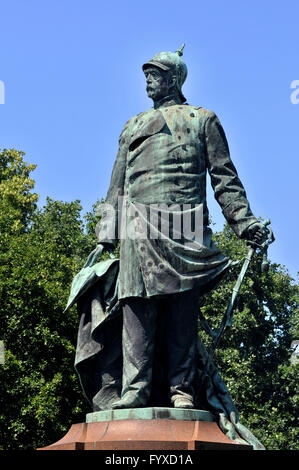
{"left": 168, "top": 74, "right": 177, "bottom": 87}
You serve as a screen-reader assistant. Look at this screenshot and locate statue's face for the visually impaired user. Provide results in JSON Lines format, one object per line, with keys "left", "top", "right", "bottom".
{"left": 144, "top": 66, "right": 172, "bottom": 101}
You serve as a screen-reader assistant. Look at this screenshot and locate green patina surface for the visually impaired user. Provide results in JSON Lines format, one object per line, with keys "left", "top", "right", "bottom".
{"left": 86, "top": 407, "right": 216, "bottom": 423}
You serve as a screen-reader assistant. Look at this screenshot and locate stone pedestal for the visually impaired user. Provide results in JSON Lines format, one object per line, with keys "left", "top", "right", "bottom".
{"left": 37, "top": 407, "right": 252, "bottom": 451}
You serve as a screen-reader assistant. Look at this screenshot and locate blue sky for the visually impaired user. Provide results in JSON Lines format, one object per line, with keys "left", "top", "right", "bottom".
{"left": 0, "top": 0, "right": 298, "bottom": 279}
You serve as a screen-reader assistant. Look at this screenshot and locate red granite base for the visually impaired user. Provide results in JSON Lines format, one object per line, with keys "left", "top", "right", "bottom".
{"left": 37, "top": 419, "right": 252, "bottom": 451}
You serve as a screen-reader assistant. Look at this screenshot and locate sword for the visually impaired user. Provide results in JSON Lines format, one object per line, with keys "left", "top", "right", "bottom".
{"left": 198, "top": 219, "right": 275, "bottom": 380}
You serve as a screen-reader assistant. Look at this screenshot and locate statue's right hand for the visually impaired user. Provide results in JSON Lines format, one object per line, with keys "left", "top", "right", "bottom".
{"left": 83, "top": 243, "right": 105, "bottom": 268}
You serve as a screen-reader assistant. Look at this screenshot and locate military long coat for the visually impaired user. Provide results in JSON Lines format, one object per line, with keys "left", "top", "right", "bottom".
{"left": 97, "top": 100, "right": 257, "bottom": 300}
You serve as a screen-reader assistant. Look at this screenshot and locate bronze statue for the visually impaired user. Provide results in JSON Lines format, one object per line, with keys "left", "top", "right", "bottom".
{"left": 66, "top": 46, "right": 270, "bottom": 449}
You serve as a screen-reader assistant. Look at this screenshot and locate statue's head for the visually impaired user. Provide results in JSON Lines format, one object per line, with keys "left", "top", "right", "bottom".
{"left": 142, "top": 44, "right": 187, "bottom": 103}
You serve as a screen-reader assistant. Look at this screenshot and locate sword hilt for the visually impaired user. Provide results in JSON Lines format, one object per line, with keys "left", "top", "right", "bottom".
{"left": 247, "top": 219, "right": 275, "bottom": 273}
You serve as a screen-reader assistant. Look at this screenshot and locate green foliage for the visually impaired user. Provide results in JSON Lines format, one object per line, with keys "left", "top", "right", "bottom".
{"left": 0, "top": 149, "right": 297, "bottom": 450}
{"left": 0, "top": 149, "right": 38, "bottom": 244}
{"left": 0, "top": 150, "right": 94, "bottom": 449}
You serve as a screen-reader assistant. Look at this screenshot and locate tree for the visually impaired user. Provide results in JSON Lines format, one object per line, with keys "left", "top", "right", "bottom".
{"left": 0, "top": 150, "right": 91, "bottom": 449}
{"left": 0, "top": 149, "right": 297, "bottom": 450}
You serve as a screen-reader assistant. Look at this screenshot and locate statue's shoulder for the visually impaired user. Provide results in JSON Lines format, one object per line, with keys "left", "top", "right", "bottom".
{"left": 179, "top": 105, "right": 216, "bottom": 133}
{"left": 118, "top": 116, "right": 134, "bottom": 144}
{"left": 184, "top": 104, "right": 215, "bottom": 120}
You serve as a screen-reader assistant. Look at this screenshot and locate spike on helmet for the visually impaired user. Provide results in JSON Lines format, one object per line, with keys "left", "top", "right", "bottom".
{"left": 142, "top": 44, "right": 188, "bottom": 102}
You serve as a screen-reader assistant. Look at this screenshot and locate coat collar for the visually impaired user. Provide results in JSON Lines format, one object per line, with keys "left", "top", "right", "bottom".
{"left": 153, "top": 94, "right": 184, "bottom": 109}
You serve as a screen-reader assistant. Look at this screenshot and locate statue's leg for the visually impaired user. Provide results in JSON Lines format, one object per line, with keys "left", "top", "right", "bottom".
{"left": 164, "top": 290, "right": 198, "bottom": 408}
{"left": 112, "top": 297, "right": 157, "bottom": 409}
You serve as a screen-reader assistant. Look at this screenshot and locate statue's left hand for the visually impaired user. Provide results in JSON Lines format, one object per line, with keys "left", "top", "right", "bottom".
{"left": 246, "top": 222, "right": 271, "bottom": 245}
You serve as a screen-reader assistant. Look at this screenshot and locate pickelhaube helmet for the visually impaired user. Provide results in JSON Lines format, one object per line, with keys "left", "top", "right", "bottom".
{"left": 142, "top": 44, "right": 188, "bottom": 102}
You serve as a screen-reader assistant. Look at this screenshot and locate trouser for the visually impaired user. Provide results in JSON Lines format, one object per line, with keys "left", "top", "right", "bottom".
{"left": 120, "top": 290, "right": 199, "bottom": 406}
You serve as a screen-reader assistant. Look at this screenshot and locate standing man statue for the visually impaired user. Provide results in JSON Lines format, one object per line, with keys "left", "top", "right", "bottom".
{"left": 67, "top": 45, "right": 267, "bottom": 443}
